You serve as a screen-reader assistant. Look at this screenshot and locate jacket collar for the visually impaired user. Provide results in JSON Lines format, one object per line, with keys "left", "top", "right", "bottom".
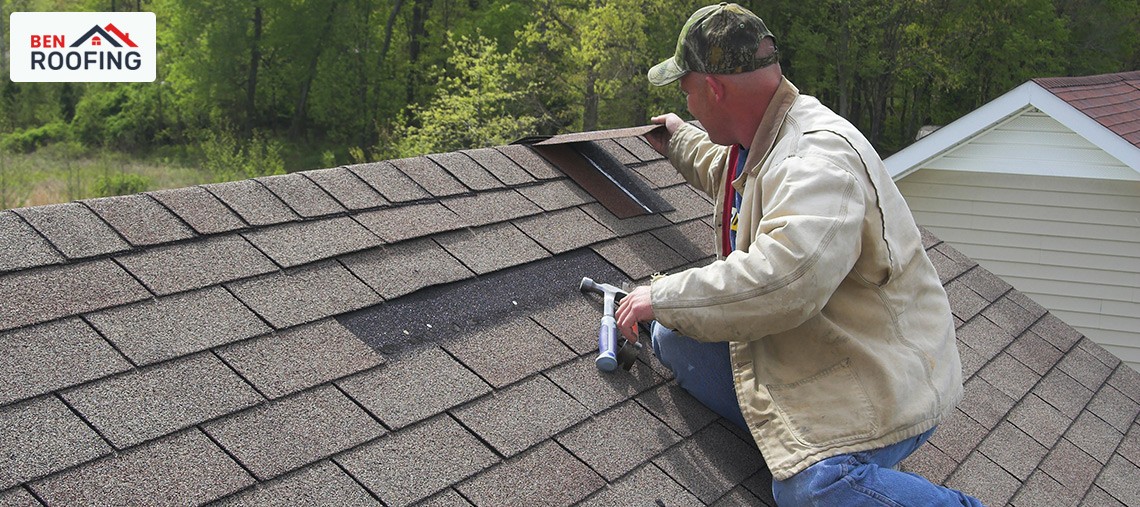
{"left": 741, "top": 77, "right": 799, "bottom": 175}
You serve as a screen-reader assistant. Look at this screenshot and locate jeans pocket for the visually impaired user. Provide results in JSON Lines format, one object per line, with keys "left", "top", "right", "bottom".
{"left": 766, "top": 358, "right": 876, "bottom": 447}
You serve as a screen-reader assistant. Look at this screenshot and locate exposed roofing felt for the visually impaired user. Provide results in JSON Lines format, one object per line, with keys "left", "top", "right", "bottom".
{"left": 1, "top": 127, "right": 1139, "bottom": 506}
{"left": 1035, "top": 71, "right": 1140, "bottom": 148}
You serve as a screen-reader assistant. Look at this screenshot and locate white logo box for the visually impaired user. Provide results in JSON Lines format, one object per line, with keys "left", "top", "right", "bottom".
{"left": 10, "top": 12, "right": 156, "bottom": 82}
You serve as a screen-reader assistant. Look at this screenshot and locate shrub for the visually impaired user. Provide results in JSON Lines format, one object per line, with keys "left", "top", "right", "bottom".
{"left": 93, "top": 172, "right": 150, "bottom": 197}
{"left": 1, "top": 121, "right": 70, "bottom": 153}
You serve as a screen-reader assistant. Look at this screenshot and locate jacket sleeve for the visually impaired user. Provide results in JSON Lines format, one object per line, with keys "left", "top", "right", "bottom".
{"left": 666, "top": 123, "right": 729, "bottom": 198}
{"left": 651, "top": 142, "right": 867, "bottom": 343}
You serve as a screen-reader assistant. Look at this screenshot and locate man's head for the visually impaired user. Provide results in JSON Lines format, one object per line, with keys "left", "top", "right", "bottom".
{"left": 648, "top": 2, "right": 777, "bottom": 87}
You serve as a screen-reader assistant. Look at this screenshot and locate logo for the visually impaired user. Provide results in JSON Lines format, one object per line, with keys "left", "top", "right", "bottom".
{"left": 10, "top": 12, "right": 156, "bottom": 82}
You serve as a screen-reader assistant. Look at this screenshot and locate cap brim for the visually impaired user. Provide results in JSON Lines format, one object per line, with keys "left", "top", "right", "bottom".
{"left": 648, "top": 58, "right": 686, "bottom": 86}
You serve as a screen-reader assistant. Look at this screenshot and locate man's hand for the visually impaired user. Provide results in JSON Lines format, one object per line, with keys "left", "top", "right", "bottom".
{"left": 615, "top": 285, "right": 654, "bottom": 343}
{"left": 644, "top": 113, "right": 686, "bottom": 155}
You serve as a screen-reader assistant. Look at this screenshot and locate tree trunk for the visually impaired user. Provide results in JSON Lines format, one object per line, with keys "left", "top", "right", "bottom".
{"left": 406, "top": 0, "right": 433, "bottom": 112}
{"left": 582, "top": 69, "right": 598, "bottom": 131}
{"left": 290, "top": 3, "right": 339, "bottom": 139}
{"left": 245, "top": 5, "right": 263, "bottom": 137}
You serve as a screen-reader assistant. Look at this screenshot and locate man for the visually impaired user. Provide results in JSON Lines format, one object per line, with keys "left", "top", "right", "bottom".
{"left": 615, "top": 3, "right": 981, "bottom": 505}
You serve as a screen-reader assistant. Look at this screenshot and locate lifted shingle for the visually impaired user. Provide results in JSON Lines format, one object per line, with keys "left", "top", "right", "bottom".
{"left": 513, "top": 207, "right": 614, "bottom": 254}
{"left": 303, "top": 167, "right": 390, "bottom": 211}
{"left": 435, "top": 223, "right": 549, "bottom": 275}
{"left": 83, "top": 194, "right": 195, "bottom": 247}
{"left": 347, "top": 161, "right": 430, "bottom": 203}
{"left": 242, "top": 216, "right": 382, "bottom": 268}
{"left": 631, "top": 159, "right": 686, "bottom": 188}
{"left": 148, "top": 186, "right": 247, "bottom": 235}
{"left": 341, "top": 240, "right": 474, "bottom": 301}
{"left": 614, "top": 136, "right": 665, "bottom": 163}
{"left": 428, "top": 152, "right": 503, "bottom": 191}
{"left": 203, "top": 180, "right": 300, "bottom": 227}
{"left": 14, "top": 202, "right": 130, "bottom": 259}
{"left": 116, "top": 234, "right": 277, "bottom": 296}
{"left": 0, "top": 396, "right": 111, "bottom": 490}
{"left": 452, "top": 375, "right": 589, "bottom": 458}
{"left": 213, "top": 460, "right": 378, "bottom": 507}
{"left": 0, "top": 211, "right": 65, "bottom": 273}
{"left": 60, "top": 352, "right": 262, "bottom": 449}
{"left": 389, "top": 156, "right": 467, "bottom": 198}
{"left": 256, "top": 173, "right": 346, "bottom": 218}
{"left": 227, "top": 261, "right": 381, "bottom": 330}
{"left": 0, "top": 260, "right": 150, "bottom": 333}
{"left": 456, "top": 441, "right": 604, "bottom": 506}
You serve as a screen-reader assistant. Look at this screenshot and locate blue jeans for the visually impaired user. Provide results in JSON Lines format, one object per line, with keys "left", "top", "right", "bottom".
{"left": 651, "top": 323, "right": 983, "bottom": 507}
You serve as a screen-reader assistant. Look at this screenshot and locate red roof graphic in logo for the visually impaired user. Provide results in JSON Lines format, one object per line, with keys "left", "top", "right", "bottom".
{"left": 69, "top": 23, "right": 138, "bottom": 48}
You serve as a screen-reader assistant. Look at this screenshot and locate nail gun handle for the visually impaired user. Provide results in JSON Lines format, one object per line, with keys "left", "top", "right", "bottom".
{"left": 596, "top": 315, "right": 619, "bottom": 371}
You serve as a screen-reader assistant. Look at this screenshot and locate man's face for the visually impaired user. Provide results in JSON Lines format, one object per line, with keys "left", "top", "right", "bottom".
{"left": 680, "top": 72, "right": 727, "bottom": 145}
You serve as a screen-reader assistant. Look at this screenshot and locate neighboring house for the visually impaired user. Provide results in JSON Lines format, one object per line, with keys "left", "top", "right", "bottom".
{"left": 1, "top": 126, "right": 1139, "bottom": 506}
{"left": 886, "top": 71, "right": 1140, "bottom": 372}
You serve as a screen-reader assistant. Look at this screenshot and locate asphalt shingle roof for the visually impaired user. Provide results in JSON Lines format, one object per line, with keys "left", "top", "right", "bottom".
{"left": 1, "top": 126, "right": 1139, "bottom": 506}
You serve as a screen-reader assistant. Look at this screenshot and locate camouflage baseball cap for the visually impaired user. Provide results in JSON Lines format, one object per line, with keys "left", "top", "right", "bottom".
{"left": 648, "top": 2, "right": 777, "bottom": 86}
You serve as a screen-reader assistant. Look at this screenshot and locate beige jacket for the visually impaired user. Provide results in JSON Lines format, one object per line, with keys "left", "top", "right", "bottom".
{"left": 651, "top": 78, "right": 963, "bottom": 480}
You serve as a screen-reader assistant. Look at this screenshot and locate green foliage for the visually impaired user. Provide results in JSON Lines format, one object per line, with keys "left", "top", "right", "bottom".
{"left": 1, "top": 121, "right": 70, "bottom": 153}
{"left": 93, "top": 172, "right": 150, "bottom": 197}
{"left": 200, "top": 126, "right": 285, "bottom": 182}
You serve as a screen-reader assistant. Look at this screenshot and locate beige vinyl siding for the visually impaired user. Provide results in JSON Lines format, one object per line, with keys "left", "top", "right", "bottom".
{"left": 898, "top": 168, "right": 1140, "bottom": 371}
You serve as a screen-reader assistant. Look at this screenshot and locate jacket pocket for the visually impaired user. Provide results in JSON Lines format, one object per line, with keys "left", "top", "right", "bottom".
{"left": 766, "top": 358, "right": 876, "bottom": 447}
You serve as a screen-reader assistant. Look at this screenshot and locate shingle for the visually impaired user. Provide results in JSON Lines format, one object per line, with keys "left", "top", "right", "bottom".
{"left": 1084, "top": 485, "right": 1128, "bottom": 507}
{"left": 227, "top": 261, "right": 381, "bottom": 329}
{"left": 944, "top": 452, "right": 1020, "bottom": 507}
{"left": 0, "top": 396, "right": 111, "bottom": 489}
{"left": 1030, "top": 313, "right": 1083, "bottom": 352}
{"left": 354, "top": 202, "right": 463, "bottom": 243}
{"left": 82, "top": 194, "right": 195, "bottom": 246}
{"left": 203, "top": 180, "right": 300, "bottom": 226}
{"left": 440, "top": 189, "right": 542, "bottom": 227}
{"left": 389, "top": 156, "right": 467, "bottom": 197}
{"left": 213, "top": 460, "right": 379, "bottom": 507}
{"left": 116, "top": 234, "right": 277, "bottom": 296}
{"left": 614, "top": 136, "right": 664, "bottom": 162}
{"left": 710, "top": 485, "right": 767, "bottom": 507}
{"left": 927, "top": 247, "right": 971, "bottom": 284}
{"left": 658, "top": 184, "right": 712, "bottom": 223}
{"left": 651, "top": 219, "right": 715, "bottom": 262}
{"left": 636, "top": 383, "right": 718, "bottom": 437}
{"left": 0, "top": 211, "right": 65, "bottom": 273}
{"left": 944, "top": 279, "right": 990, "bottom": 322}
{"left": 978, "top": 421, "right": 1048, "bottom": 480}
{"left": 148, "top": 186, "right": 247, "bottom": 235}
{"left": 435, "top": 223, "right": 549, "bottom": 275}
{"left": 256, "top": 173, "right": 345, "bottom": 218}
{"left": 60, "top": 353, "right": 262, "bottom": 449}
{"left": 955, "top": 317, "right": 1016, "bottom": 362}
{"left": 935, "top": 241, "right": 978, "bottom": 271}
{"left": 242, "top": 216, "right": 382, "bottom": 268}
{"left": 652, "top": 422, "right": 763, "bottom": 504}
{"left": 1040, "top": 438, "right": 1102, "bottom": 494}
{"left": 513, "top": 207, "right": 615, "bottom": 254}
{"left": 959, "top": 377, "right": 1016, "bottom": 430}
{"left": 302, "top": 167, "right": 390, "bottom": 211}
{"left": 338, "top": 346, "right": 490, "bottom": 430}
{"left": 203, "top": 385, "right": 385, "bottom": 481}
{"left": 899, "top": 441, "right": 958, "bottom": 484}
{"left": 1035, "top": 368, "right": 1095, "bottom": 419}
{"left": 417, "top": 489, "right": 473, "bottom": 507}
{"left": 1098, "top": 454, "right": 1140, "bottom": 506}
{"left": 496, "top": 145, "right": 562, "bottom": 180}
{"left": 1007, "top": 329, "right": 1063, "bottom": 376}
{"left": 341, "top": 240, "right": 474, "bottom": 300}
{"left": 456, "top": 441, "right": 604, "bottom": 507}
{"left": 580, "top": 202, "right": 671, "bottom": 237}
{"left": 1065, "top": 411, "right": 1123, "bottom": 464}
{"left": 1078, "top": 337, "right": 1123, "bottom": 369}
{"left": 451, "top": 375, "right": 589, "bottom": 457}
{"left": 0, "top": 260, "right": 151, "bottom": 332}
{"left": 632, "top": 159, "right": 686, "bottom": 188}
{"left": 462, "top": 147, "right": 535, "bottom": 186}
{"left": 1010, "top": 471, "right": 1080, "bottom": 507}
{"left": 557, "top": 401, "right": 681, "bottom": 481}
{"left": 982, "top": 296, "right": 1039, "bottom": 338}
{"left": 1059, "top": 343, "right": 1115, "bottom": 392}
{"left": 577, "top": 462, "right": 702, "bottom": 507}
{"left": 957, "top": 265, "right": 1012, "bottom": 302}
{"left": 14, "top": 202, "right": 130, "bottom": 259}
{"left": 592, "top": 139, "right": 640, "bottom": 166}
{"left": 218, "top": 319, "right": 384, "bottom": 399}
{"left": 957, "top": 339, "right": 988, "bottom": 380}
{"left": 545, "top": 355, "right": 665, "bottom": 414}
{"left": 979, "top": 352, "right": 1041, "bottom": 400}
{"left": 740, "top": 471, "right": 777, "bottom": 507}
{"left": 427, "top": 152, "right": 503, "bottom": 191}
{"left": 1118, "top": 424, "right": 1140, "bottom": 467}
{"left": 515, "top": 179, "right": 595, "bottom": 211}
{"left": 0, "top": 487, "right": 39, "bottom": 507}
{"left": 29, "top": 429, "right": 254, "bottom": 506}
{"left": 442, "top": 316, "right": 574, "bottom": 389}
{"left": 1008, "top": 394, "right": 1072, "bottom": 448}
{"left": 1108, "top": 365, "right": 1140, "bottom": 405}
{"left": 85, "top": 285, "right": 271, "bottom": 366}
{"left": 531, "top": 293, "right": 614, "bottom": 355}
{"left": 920, "top": 226, "right": 942, "bottom": 249}
{"left": 928, "top": 409, "right": 987, "bottom": 462}
{"left": 1008, "top": 289, "right": 1049, "bottom": 321}
{"left": 336, "top": 414, "right": 498, "bottom": 507}
{"left": 591, "top": 232, "right": 688, "bottom": 281}
{"left": 0, "top": 318, "right": 131, "bottom": 405}
{"left": 348, "top": 161, "right": 430, "bottom": 203}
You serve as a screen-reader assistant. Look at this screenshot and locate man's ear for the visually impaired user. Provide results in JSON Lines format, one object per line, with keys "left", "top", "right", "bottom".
{"left": 704, "top": 75, "right": 726, "bottom": 102}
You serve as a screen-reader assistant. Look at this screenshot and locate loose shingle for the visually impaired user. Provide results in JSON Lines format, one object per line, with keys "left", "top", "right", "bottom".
{"left": 427, "top": 152, "right": 503, "bottom": 191}
{"left": 632, "top": 159, "right": 686, "bottom": 188}
{"left": 347, "top": 161, "right": 430, "bottom": 203}
{"left": 0, "top": 211, "right": 64, "bottom": 273}
{"left": 1009, "top": 471, "right": 1077, "bottom": 506}
{"left": 515, "top": 179, "right": 595, "bottom": 211}
{"left": 435, "top": 223, "right": 549, "bottom": 275}
{"left": 944, "top": 452, "right": 1020, "bottom": 507}
{"left": 302, "top": 167, "right": 390, "bottom": 211}
{"left": 354, "top": 203, "right": 464, "bottom": 243}
{"left": 337, "top": 414, "right": 498, "bottom": 507}
{"left": 442, "top": 316, "right": 574, "bottom": 389}
{"left": 14, "top": 202, "right": 130, "bottom": 259}
{"left": 456, "top": 441, "right": 604, "bottom": 507}
{"left": 389, "top": 156, "right": 467, "bottom": 197}
{"left": 242, "top": 216, "right": 382, "bottom": 268}
{"left": 218, "top": 319, "right": 384, "bottom": 399}
{"left": 341, "top": 240, "right": 474, "bottom": 300}
{"left": 441, "top": 189, "right": 542, "bottom": 227}
{"left": 82, "top": 194, "right": 195, "bottom": 246}
{"left": 545, "top": 355, "right": 664, "bottom": 414}
{"left": 452, "top": 376, "right": 589, "bottom": 458}
{"left": 204, "top": 180, "right": 301, "bottom": 226}
{"left": 203, "top": 385, "right": 385, "bottom": 481}
{"left": 927, "top": 247, "right": 972, "bottom": 284}
{"left": 256, "top": 173, "right": 345, "bottom": 218}
{"left": 338, "top": 346, "right": 490, "bottom": 430}
{"left": 0, "top": 396, "right": 111, "bottom": 490}
{"left": 591, "top": 232, "right": 688, "bottom": 281}
{"left": 957, "top": 265, "right": 1013, "bottom": 302}
{"left": 0, "top": 319, "right": 131, "bottom": 406}
{"left": 417, "top": 489, "right": 474, "bottom": 507}
{"left": 148, "top": 186, "right": 247, "bottom": 235}
{"left": 462, "top": 147, "right": 535, "bottom": 186}
{"left": 496, "top": 145, "right": 562, "bottom": 180}
{"left": 614, "top": 136, "right": 665, "bottom": 162}
{"left": 652, "top": 422, "right": 763, "bottom": 504}
{"left": 513, "top": 207, "right": 615, "bottom": 254}
{"left": 557, "top": 401, "right": 681, "bottom": 481}
{"left": 30, "top": 429, "right": 254, "bottom": 507}
{"left": 61, "top": 353, "right": 262, "bottom": 449}
{"left": 1109, "top": 366, "right": 1140, "bottom": 405}
{"left": 116, "top": 234, "right": 277, "bottom": 296}
{"left": 214, "top": 460, "right": 378, "bottom": 507}
{"left": 227, "top": 261, "right": 382, "bottom": 329}
{"left": 577, "top": 463, "right": 702, "bottom": 507}
{"left": 592, "top": 139, "right": 639, "bottom": 166}
{"left": 636, "top": 383, "right": 718, "bottom": 437}
{"left": 86, "top": 285, "right": 270, "bottom": 366}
